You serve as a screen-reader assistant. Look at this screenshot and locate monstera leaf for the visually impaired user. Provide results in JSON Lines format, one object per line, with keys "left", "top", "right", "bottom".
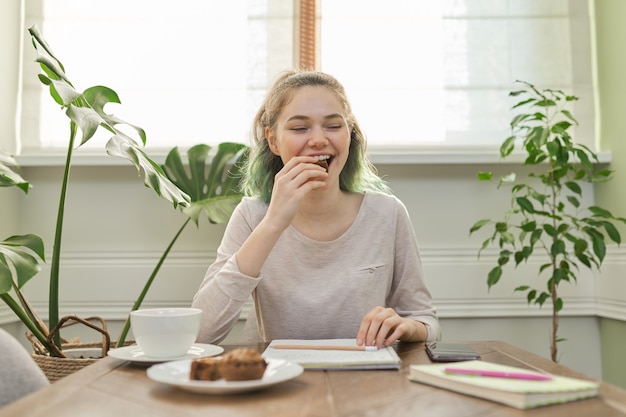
{"left": 0, "top": 150, "right": 30, "bottom": 192}
{"left": 163, "top": 142, "right": 249, "bottom": 224}
{"left": 115, "top": 142, "right": 249, "bottom": 346}
{"left": 0, "top": 234, "right": 50, "bottom": 350}
{"left": 29, "top": 25, "right": 189, "bottom": 209}
{"left": 0, "top": 234, "right": 45, "bottom": 293}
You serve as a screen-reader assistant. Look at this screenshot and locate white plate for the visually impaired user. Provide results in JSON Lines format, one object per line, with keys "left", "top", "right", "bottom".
{"left": 147, "top": 358, "right": 304, "bottom": 394}
{"left": 108, "top": 343, "right": 224, "bottom": 364}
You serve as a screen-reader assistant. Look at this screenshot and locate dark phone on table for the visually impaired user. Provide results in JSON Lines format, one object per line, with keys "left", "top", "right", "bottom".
{"left": 425, "top": 342, "right": 481, "bottom": 362}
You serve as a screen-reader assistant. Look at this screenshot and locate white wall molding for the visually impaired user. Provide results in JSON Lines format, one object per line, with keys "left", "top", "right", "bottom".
{"left": 596, "top": 298, "right": 626, "bottom": 322}
{"left": 2, "top": 246, "right": 624, "bottom": 325}
{"left": 434, "top": 297, "right": 597, "bottom": 318}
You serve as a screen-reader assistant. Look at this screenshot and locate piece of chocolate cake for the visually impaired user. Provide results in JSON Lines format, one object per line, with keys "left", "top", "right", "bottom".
{"left": 219, "top": 348, "right": 268, "bottom": 381}
{"left": 189, "top": 357, "right": 221, "bottom": 381}
{"left": 314, "top": 156, "right": 329, "bottom": 171}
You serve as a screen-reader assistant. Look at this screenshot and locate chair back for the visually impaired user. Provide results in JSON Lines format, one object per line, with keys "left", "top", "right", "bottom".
{"left": 0, "top": 328, "right": 49, "bottom": 408}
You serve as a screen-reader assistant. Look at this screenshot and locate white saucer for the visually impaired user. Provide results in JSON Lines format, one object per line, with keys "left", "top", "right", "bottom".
{"left": 108, "top": 343, "right": 224, "bottom": 364}
{"left": 147, "top": 358, "right": 303, "bottom": 394}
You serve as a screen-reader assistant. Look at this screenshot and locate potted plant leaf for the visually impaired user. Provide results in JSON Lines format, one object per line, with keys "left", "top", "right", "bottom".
{"left": 469, "top": 80, "right": 626, "bottom": 362}
{"left": 115, "top": 142, "right": 249, "bottom": 347}
{"left": 0, "top": 151, "right": 30, "bottom": 192}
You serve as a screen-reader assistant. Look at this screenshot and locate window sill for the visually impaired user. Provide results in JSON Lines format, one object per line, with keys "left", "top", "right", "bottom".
{"left": 368, "top": 146, "right": 612, "bottom": 165}
{"left": 14, "top": 147, "right": 613, "bottom": 167}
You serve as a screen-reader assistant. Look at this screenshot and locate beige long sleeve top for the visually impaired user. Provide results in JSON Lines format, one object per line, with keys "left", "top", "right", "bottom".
{"left": 192, "top": 192, "right": 441, "bottom": 344}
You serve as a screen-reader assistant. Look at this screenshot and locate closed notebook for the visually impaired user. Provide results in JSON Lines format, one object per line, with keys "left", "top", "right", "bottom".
{"left": 409, "top": 360, "right": 599, "bottom": 409}
{"left": 262, "top": 339, "right": 401, "bottom": 370}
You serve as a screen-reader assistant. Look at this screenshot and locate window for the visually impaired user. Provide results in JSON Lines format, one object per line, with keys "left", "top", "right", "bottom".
{"left": 15, "top": 0, "right": 594, "bottom": 156}
{"left": 320, "top": 0, "right": 594, "bottom": 151}
{"left": 19, "top": 0, "right": 293, "bottom": 153}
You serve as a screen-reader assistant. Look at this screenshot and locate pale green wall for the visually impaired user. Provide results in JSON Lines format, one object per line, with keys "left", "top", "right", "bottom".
{"left": 592, "top": 0, "right": 626, "bottom": 389}
{"left": 600, "top": 319, "right": 626, "bottom": 388}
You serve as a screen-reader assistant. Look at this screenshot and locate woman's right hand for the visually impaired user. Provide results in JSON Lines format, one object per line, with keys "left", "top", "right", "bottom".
{"left": 234, "top": 156, "right": 327, "bottom": 278}
{"left": 265, "top": 156, "right": 328, "bottom": 231}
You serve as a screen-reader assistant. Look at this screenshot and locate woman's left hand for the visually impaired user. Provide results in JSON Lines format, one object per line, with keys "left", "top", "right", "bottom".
{"left": 356, "top": 306, "right": 427, "bottom": 348}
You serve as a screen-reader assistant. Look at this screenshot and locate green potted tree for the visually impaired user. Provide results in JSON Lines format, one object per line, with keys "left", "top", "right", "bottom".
{"left": 469, "top": 81, "right": 626, "bottom": 362}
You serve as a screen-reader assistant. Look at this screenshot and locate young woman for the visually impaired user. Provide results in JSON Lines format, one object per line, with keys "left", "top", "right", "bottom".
{"left": 192, "top": 70, "right": 441, "bottom": 348}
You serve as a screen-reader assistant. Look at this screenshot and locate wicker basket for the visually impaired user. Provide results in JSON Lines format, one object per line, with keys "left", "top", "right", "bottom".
{"left": 32, "top": 347, "right": 103, "bottom": 382}
{"left": 28, "top": 315, "right": 111, "bottom": 382}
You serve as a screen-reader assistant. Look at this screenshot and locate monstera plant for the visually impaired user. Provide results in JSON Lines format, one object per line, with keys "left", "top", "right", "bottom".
{"left": 115, "top": 142, "right": 248, "bottom": 347}
{"left": 470, "top": 81, "right": 626, "bottom": 362}
{"left": 0, "top": 25, "right": 191, "bottom": 356}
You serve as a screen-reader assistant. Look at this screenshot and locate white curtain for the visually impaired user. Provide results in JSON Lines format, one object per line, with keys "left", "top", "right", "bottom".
{"left": 20, "top": 0, "right": 293, "bottom": 152}
{"left": 17, "top": 0, "right": 594, "bottom": 153}
{"left": 321, "top": 0, "right": 594, "bottom": 150}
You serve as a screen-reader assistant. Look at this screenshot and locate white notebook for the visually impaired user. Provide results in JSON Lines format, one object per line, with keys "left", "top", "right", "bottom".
{"left": 409, "top": 360, "right": 599, "bottom": 409}
{"left": 262, "top": 339, "right": 401, "bottom": 370}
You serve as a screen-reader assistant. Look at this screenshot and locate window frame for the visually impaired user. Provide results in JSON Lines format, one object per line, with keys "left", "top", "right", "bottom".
{"left": 9, "top": 0, "right": 601, "bottom": 167}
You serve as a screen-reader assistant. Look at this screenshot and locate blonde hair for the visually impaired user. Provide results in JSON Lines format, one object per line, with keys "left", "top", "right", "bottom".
{"left": 242, "top": 70, "right": 389, "bottom": 203}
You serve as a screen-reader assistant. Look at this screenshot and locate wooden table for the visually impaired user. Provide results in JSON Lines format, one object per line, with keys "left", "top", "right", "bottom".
{"left": 3, "top": 341, "right": 626, "bottom": 417}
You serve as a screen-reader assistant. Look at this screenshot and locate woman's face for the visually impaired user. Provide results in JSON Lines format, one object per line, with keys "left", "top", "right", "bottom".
{"left": 267, "top": 86, "right": 350, "bottom": 178}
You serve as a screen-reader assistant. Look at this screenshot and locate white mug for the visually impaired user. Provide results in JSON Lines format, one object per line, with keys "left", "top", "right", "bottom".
{"left": 130, "top": 307, "right": 201, "bottom": 358}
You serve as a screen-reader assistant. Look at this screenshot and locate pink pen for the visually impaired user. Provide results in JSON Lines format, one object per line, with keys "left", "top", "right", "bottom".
{"left": 444, "top": 367, "right": 553, "bottom": 381}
